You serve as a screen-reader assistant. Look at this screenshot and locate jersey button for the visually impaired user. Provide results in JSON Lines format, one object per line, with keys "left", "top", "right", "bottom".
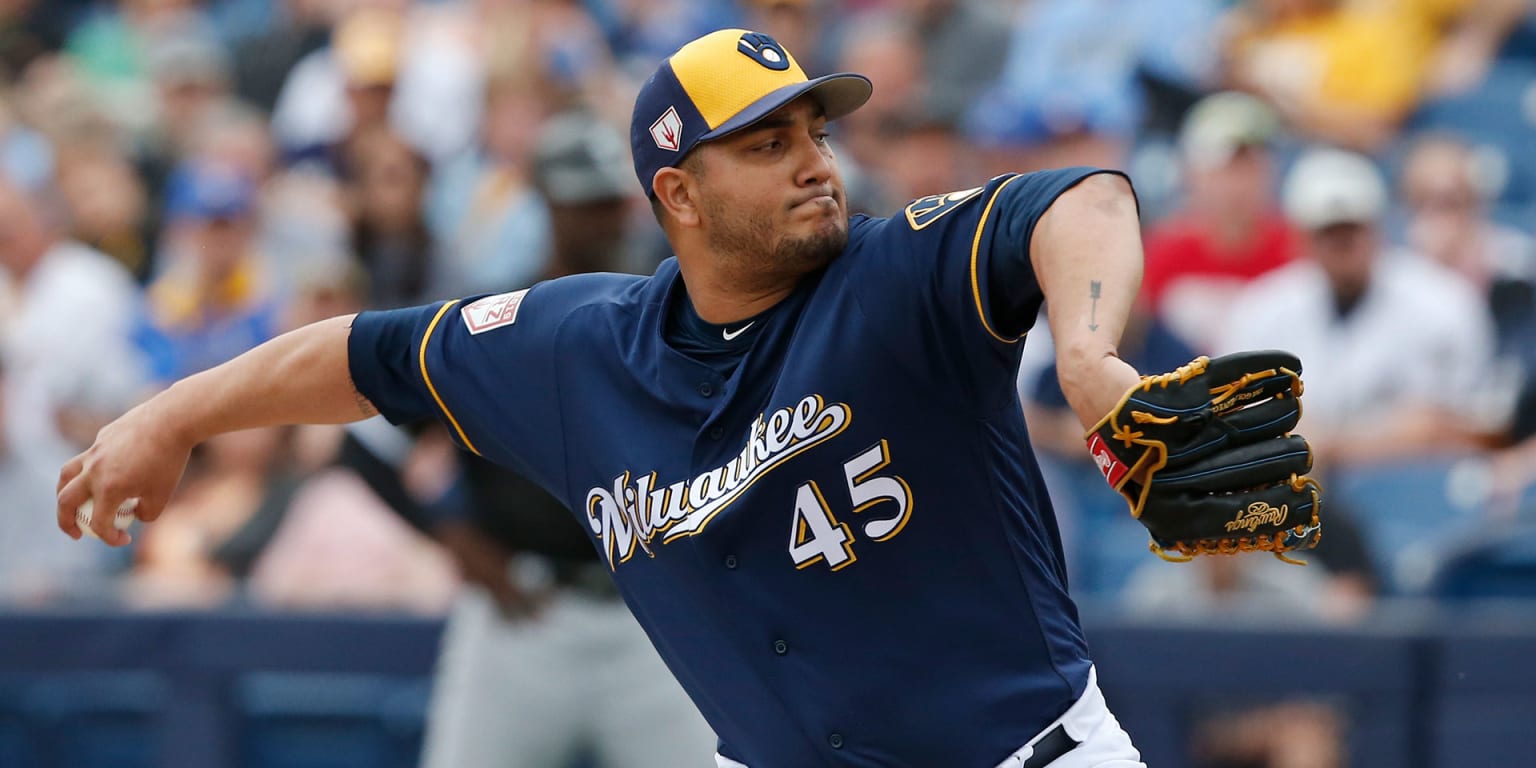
{"left": 708, "top": 426, "right": 725, "bottom": 440}
{"left": 773, "top": 639, "right": 788, "bottom": 655}
{"left": 828, "top": 733, "right": 844, "bottom": 749}
{"left": 697, "top": 382, "right": 714, "bottom": 397}
{"left": 724, "top": 555, "right": 738, "bottom": 569}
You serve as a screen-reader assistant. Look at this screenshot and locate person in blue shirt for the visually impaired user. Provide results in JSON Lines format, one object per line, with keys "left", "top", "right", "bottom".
{"left": 62, "top": 29, "right": 1152, "bottom": 768}
{"left": 134, "top": 160, "right": 281, "bottom": 385}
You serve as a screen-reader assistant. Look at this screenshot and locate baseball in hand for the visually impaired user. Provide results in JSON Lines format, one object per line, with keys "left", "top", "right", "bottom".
{"left": 76, "top": 498, "right": 140, "bottom": 540}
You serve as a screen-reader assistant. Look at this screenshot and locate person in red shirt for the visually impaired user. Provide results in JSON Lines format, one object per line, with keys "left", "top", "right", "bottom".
{"left": 1143, "top": 91, "right": 1300, "bottom": 350}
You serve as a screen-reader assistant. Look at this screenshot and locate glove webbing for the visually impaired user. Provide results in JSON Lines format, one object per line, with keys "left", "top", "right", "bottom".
{"left": 1148, "top": 474, "right": 1323, "bottom": 565}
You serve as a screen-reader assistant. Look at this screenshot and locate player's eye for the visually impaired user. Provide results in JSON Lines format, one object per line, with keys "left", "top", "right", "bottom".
{"left": 755, "top": 139, "right": 783, "bottom": 152}
{"left": 813, "top": 130, "right": 831, "bottom": 145}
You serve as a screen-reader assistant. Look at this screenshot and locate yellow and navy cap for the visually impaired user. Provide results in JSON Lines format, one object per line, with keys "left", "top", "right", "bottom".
{"left": 629, "top": 29, "right": 872, "bottom": 198}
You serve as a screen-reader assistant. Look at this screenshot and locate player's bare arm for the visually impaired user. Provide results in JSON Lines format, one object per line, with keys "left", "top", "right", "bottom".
{"left": 56, "top": 314, "right": 376, "bottom": 544}
{"left": 1030, "top": 172, "right": 1145, "bottom": 429}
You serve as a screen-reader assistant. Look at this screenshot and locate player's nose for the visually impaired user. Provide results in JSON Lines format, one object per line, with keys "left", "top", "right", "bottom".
{"left": 793, "top": 135, "right": 834, "bottom": 188}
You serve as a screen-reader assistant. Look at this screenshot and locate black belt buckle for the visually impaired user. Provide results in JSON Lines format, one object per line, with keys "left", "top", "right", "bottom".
{"left": 1020, "top": 723, "right": 1079, "bottom": 768}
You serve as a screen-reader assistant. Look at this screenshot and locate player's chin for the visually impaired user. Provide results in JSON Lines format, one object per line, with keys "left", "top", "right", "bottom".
{"left": 775, "top": 224, "right": 847, "bottom": 271}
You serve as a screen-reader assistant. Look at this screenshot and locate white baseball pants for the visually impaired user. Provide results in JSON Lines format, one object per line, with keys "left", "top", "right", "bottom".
{"left": 714, "top": 667, "right": 1143, "bottom": 768}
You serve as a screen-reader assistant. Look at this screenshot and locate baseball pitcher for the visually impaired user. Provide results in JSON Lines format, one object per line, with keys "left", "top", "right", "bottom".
{"left": 60, "top": 29, "right": 1320, "bottom": 768}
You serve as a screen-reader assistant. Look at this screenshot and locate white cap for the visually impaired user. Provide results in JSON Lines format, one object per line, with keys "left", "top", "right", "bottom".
{"left": 1179, "top": 91, "right": 1279, "bottom": 170}
{"left": 1282, "top": 148, "right": 1388, "bottom": 230}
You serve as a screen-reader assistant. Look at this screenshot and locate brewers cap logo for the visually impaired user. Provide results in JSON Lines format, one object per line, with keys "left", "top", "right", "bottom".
{"left": 737, "top": 32, "right": 791, "bottom": 71}
{"left": 650, "top": 106, "right": 683, "bottom": 151}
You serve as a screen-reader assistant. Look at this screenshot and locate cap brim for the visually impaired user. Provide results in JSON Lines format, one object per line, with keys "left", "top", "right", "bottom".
{"left": 698, "top": 73, "right": 872, "bottom": 142}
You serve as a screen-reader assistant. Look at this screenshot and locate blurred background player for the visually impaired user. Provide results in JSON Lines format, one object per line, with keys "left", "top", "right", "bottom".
{"left": 417, "top": 111, "right": 717, "bottom": 768}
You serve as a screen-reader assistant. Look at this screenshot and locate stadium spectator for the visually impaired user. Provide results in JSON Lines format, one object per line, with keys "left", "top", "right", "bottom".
{"left": 0, "top": 0, "right": 65, "bottom": 81}
{"left": 1142, "top": 91, "right": 1300, "bottom": 351}
{"left": 244, "top": 433, "right": 460, "bottom": 614}
{"left": 187, "top": 103, "right": 278, "bottom": 202}
{"left": 427, "top": 73, "right": 553, "bottom": 296}
{"left": 965, "top": 0, "right": 1222, "bottom": 173}
{"left": 1398, "top": 134, "right": 1535, "bottom": 450}
{"left": 0, "top": 90, "right": 53, "bottom": 193}
{"left": 878, "top": 109, "right": 972, "bottom": 207}
{"left": 183, "top": 258, "right": 463, "bottom": 614}
{"left": 0, "top": 353, "right": 114, "bottom": 600}
{"left": 1190, "top": 698, "right": 1346, "bottom": 768}
{"left": 62, "top": 0, "right": 215, "bottom": 140}
{"left": 54, "top": 139, "right": 152, "bottom": 280}
{"left": 1398, "top": 132, "right": 1536, "bottom": 362}
{"left": 831, "top": 13, "right": 924, "bottom": 180}
{"left": 908, "top": 0, "right": 1014, "bottom": 122}
{"left": 230, "top": 0, "right": 330, "bottom": 113}
{"left": 1412, "top": 0, "right": 1536, "bottom": 98}
{"left": 136, "top": 30, "right": 258, "bottom": 208}
{"left": 0, "top": 177, "right": 149, "bottom": 472}
{"left": 1123, "top": 552, "right": 1332, "bottom": 619}
{"left": 345, "top": 127, "right": 437, "bottom": 309}
{"left": 1219, "top": 147, "right": 1500, "bottom": 466}
{"left": 129, "top": 426, "right": 287, "bottom": 607}
{"left": 1217, "top": 0, "right": 1526, "bottom": 149}
{"left": 273, "top": 5, "right": 406, "bottom": 177}
{"left": 135, "top": 161, "right": 280, "bottom": 384}
{"left": 820, "top": 13, "right": 949, "bottom": 215}
{"left": 141, "top": 32, "right": 236, "bottom": 169}
{"left": 273, "top": 0, "right": 598, "bottom": 170}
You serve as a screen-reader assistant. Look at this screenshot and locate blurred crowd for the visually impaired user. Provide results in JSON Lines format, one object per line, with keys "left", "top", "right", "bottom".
{"left": 0, "top": 0, "right": 1532, "bottom": 641}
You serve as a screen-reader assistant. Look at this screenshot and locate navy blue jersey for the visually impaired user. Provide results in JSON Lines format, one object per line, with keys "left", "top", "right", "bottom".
{"left": 351, "top": 168, "right": 1119, "bottom": 767}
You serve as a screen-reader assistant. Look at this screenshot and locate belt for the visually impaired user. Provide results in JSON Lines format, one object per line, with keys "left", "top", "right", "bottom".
{"left": 1021, "top": 724, "right": 1079, "bottom": 768}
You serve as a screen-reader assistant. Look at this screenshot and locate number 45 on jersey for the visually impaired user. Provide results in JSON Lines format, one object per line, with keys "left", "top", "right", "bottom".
{"left": 788, "top": 440, "right": 913, "bottom": 570}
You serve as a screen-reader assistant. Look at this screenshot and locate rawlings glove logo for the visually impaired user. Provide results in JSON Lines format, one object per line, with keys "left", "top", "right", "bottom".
{"left": 1087, "top": 433, "right": 1130, "bottom": 488}
{"left": 1225, "top": 501, "right": 1289, "bottom": 533}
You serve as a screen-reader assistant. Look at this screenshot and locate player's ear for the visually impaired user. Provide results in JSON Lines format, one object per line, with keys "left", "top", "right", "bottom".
{"left": 653, "top": 167, "right": 701, "bottom": 228}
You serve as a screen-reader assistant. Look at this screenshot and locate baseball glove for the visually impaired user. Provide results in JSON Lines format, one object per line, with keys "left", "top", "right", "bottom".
{"left": 1085, "top": 350, "right": 1322, "bottom": 563}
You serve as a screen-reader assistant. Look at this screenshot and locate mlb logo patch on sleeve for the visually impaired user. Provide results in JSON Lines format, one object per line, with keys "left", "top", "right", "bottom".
{"left": 461, "top": 290, "right": 529, "bottom": 334}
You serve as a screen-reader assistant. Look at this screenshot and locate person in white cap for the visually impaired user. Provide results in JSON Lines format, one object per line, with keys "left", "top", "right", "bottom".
{"left": 1143, "top": 92, "right": 1300, "bottom": 352}
{"left": 1218, "top": 147, "right": 1500, "bottom": 466}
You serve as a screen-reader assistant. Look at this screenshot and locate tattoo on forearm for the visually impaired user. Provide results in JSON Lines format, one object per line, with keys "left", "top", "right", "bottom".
{"left": 353, "top": 382, "right": 379, "bottom": 417}
{"left": 1088, "top": 281, "right": 1102, "bottom": 331}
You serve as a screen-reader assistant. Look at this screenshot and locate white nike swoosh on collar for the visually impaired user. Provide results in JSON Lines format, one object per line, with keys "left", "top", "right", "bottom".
{"left": 722, "top": 321, "right": 755, "bottom": 341}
